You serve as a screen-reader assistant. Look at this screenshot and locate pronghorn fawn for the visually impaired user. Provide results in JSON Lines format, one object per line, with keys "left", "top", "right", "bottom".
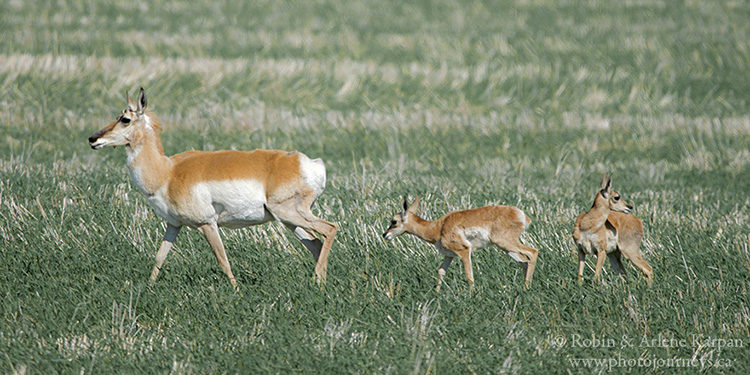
{"left": 572, "top": 175, "right": 652, "bottom": 285}
{"left": 88, "top": 88, "right": 337, "bottom": 290}
{"left": 382, "top": 197, "right": 539, "bottom": 291}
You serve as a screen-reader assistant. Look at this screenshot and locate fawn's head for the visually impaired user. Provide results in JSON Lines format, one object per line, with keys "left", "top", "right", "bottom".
{"left": 383, "top": 197, "right": 420, "bottom": 240}
{"left": 595, "top": 174, "right": 633, "bottom": 214}
{"left": 89, "top": 88, "right": 155, "bottom": 150}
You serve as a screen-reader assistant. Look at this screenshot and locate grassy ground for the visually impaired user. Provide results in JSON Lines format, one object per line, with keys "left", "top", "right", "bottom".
{"left": 1, "top": 0, "right": 749, "bottom": 373}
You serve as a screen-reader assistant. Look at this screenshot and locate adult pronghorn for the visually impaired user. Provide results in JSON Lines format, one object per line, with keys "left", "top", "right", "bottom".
{"left": 382, "top": 197, "right": 538, "bottom": 291}
{"left": 88, "top": 88, "right": 337, "bottom": 290}
{"left": 572, "top": 175, "right": 652, "bottom": 285}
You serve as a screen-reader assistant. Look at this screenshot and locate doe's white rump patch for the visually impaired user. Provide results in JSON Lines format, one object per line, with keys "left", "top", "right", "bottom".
{"left": 298, "top": 154, "right": 326, "bottom": 197}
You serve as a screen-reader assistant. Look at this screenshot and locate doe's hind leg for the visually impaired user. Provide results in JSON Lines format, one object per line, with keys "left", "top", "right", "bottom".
{"left": 269, "top": 193, "right": 337, "bottom": 283}
{"left": 284, "top": 224, "right": 323, "bottom": 261}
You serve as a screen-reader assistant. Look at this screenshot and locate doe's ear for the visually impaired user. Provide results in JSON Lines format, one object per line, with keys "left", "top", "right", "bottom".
{"left": 137, "top": 87, "right": 147, "bottom": 115}
{"left": 402, "top": 197, "right": 409, "bottom": 212}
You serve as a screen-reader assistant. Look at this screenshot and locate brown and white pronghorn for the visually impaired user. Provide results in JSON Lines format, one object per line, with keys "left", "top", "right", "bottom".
{"left": 382, "top": 197, "right": 539, "bottom": 291}
{"left": 572, "top": 175, "right": 652, "bottom": 285}
{"left": 88, "top": 88, "right": 337, "bottom": 290}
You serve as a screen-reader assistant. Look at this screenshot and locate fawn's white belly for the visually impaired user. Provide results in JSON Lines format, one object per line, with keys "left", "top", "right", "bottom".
{"left": 462, "top": 227, "right": 491, "bottom": 250}
{"left": 579, "top": 230, "right": 618, "bottom": 255}
{"left": 434, "top": 227, "right": 492, "bottom": 257}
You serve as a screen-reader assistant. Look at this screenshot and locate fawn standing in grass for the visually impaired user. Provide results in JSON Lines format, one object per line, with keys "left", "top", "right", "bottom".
{"left": 383, "top": 197, "right": 539, "bottom": 291}
{"left": 88, "top": 88, "right": 337, "bottom": 290}
{"left": 572, "top": 175, "right": 652, "bottom": 285}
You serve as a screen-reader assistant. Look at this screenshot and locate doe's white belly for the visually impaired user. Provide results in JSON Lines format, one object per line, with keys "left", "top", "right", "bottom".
{"left": 146, "top": 179, "right": 274, "bottom": 229}
{"left": 195, "top": 179, "right": 273, "bottom": 228}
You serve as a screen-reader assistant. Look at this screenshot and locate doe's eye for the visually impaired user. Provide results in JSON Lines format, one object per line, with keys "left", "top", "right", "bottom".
{"left": 613, "top": 196, "right": 620, "bottom": 201}
{"left": 391, "top": 221, "right": 397, "bottom": 226}
{"left": 120, "top": 117, "right": 131, "bottom": 124}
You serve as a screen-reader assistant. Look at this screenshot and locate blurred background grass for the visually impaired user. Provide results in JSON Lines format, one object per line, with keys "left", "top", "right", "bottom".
{"left": 1, "top": 0, "right": 749, "bottom": 373}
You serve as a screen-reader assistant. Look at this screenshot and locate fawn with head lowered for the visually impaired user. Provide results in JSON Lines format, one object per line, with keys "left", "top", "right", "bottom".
{"left": 88, "top": 88, "right": 337, "bottom": 290}
{"left": 383, "top": 197, "right": 538, "bottom": 291}
{"left": 572, "top": 174, "right": 652, "bottom": 285}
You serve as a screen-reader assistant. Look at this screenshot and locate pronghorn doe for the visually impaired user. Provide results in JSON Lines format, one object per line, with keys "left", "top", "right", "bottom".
{"left": 572, "top": 175, "right": 652, "bottom": 285}
{"left": 382, "top": 197, "right": 538, "bottom": 291}
{"left": 88, "top": 88, "right": 337, "bottom": 290}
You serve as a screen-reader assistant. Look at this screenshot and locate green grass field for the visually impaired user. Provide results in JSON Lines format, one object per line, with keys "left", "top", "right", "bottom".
{"left": 2, "top": 0, "right": 749, "bottom": 373}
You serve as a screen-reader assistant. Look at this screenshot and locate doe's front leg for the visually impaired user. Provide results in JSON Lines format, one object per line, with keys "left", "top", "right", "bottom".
{"left": 150, "top": 223, "right": 182, "bottom": 284}
{"left": 198, "top": 223, "right": 238, "bottom": 291}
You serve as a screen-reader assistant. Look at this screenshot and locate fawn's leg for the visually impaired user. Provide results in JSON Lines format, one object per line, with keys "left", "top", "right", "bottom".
{"left": 436, "top": 256, "right": 453, "bottom": 292}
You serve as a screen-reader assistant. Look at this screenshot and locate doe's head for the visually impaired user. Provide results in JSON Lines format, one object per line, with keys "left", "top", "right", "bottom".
{"left": 382, "top": 196, "right": 420, "bottom": 240}
{"left": 88, "top": 88, "right": 149, "bottom": 150}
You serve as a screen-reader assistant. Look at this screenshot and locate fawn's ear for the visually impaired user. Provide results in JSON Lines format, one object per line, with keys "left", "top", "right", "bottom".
{"left": 600, "top": 174, "right": 611, "bottom": 192}
{"left": 402, "top": 197, "right": 409, "bottom": 212}
{"left": 136, "top": 87, "right": 147, "bottom": 115}
{"left": 407, "top": 196, "right": 420, "bottom": 213}
{"left": 127, "top": 91, "right": 136, "bottom": 112}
